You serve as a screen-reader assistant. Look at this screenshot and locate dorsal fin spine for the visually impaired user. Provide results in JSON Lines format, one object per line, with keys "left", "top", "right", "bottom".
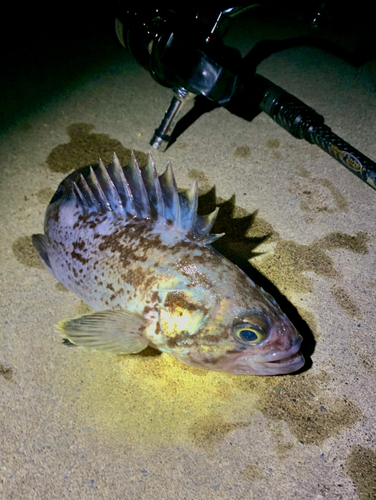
{"left": 122, "top": 153, "right": 151, "bottom": 219}
{"left": 203, "top": 233, "right": 225, "bottom": 245}
{"left": 178, "top": 181, "right": 198, "bottom": 232}
{"left": 159, "top": 162, "right": 180, "bottom": 225}
{"left": 97, "top": 159, "right": 124, "bottom": 214}
{"left": 88, "top": 166, "right": 111, "bottom": 212}
{"left": 107, "top": 153, "right": 137, "bottom": 217}
{"left": 141, "top": 153, "right": 164, "bottom": 221}
{"left": 191, "top": 207, "right": 219, "bottom": 240}
{"left": 72, "top": 182, "right": 88, "bottom": 208}
{"left": 77, "top": 174, "right": 100, "bottom": 210}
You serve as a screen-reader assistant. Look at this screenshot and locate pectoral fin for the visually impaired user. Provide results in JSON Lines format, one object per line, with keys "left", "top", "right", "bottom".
{"left": 57, "top": 309, "right": 149, "bottom": 354}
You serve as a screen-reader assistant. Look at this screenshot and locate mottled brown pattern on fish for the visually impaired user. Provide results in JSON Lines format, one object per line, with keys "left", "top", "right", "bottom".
{"left": 120, "top": 267, "right": 156, "bottom": 291}
{"left": 200, "top": 328, "right": 231, "bottom": 345}
{"left": 164, "top": 292, "right": 208, "bottom": 315}
{"left": 175, "top": 258, "right": 219, "bottom": 293}
{"left": 33, "top": 155, "right": 305, "bottom": 376}
{"left": 195, "top": 354, "right": 225, "bottom": 365}
{"left": 72, "top": 213, "right": 106, "bottom": 231}
{"left": 70, "top": 251, "right": 89, "bottom": 264}
{"left": 72, "top": 240, "right": 86, "bottom": 251}
{"left": 166, "top": 332, "right": 188, "bottom": 349}
{"left": 154, "top": 322, "right": 162, "bottom": 335}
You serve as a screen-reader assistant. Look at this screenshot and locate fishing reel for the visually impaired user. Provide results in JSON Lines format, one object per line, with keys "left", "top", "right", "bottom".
{"left": 115, "top": 4, "right": 244, "bottom": 149}
{"left": 114, "top": 2, "right": 376, "bottom": 189}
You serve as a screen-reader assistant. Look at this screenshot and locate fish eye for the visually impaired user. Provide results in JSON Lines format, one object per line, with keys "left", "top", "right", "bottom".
{"left": 232, "top": 314, "right": 269, "bottom": 345}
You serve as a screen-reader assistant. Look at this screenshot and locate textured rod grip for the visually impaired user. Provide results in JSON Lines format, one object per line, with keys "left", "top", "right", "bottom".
{"left": 263, "top": 88, "right": 376, "bottom": 190}
{"left": 273, "top": 98, "right": 325, "bottom": 140}
{"left": 307, "top": 126, "right": 376, "bottom": 189}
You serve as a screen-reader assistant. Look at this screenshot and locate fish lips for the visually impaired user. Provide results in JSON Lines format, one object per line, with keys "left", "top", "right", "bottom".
{"left": 235, "top": 335, "right": 305, "bottom": 375}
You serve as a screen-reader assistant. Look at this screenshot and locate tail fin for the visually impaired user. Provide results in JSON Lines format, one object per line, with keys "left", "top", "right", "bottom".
{"left": 32, "top": 234, "right": 52, "bottom": 272}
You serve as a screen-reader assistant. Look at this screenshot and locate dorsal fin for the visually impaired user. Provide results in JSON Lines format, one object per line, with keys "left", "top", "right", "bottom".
{"left": 140, "top": 153, "right": 164, "bottom": 220}
{"left": 58, "top": 153, "right": 224, "bottom": 244}
{"left": 106, "top": 153, "right": 137, "bottom": 217}
{"left": 159, "top": 162, "right": 180, "bottom": 226}
{"left": 122, "top": 152, "right": 151, "bottom": 219}
{"left": 76, "top": 174, "right": 100, "bottom": 211}
{"left": 178, "top": 181, "right": 198, "bottom": 232}
{"left": 87, "top": 166, "right": 111, "bottom": 212}
{"left": 95, "top": 159, "right": 124, "bottom": 214}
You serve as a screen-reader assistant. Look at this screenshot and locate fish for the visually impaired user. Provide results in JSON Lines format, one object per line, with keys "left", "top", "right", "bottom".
{"left": 32, "top": 152, "right": 304, "bottom": 375}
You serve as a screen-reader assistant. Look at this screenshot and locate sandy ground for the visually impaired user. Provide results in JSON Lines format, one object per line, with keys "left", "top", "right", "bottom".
{"left": 1, "top": 7, "right": 375, "bottom": 500}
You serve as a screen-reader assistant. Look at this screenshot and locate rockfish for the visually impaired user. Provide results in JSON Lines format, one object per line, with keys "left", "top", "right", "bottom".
{"left": 33, "top": 153, "right": 304, "bottom": 375}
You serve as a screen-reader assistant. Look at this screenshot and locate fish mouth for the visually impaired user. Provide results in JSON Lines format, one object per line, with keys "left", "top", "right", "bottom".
{"left": 251, "top": 336, "right": 305, "bottom": 375}
{"left": 233, "top": 335, "right": 305, "bottom": 375}
{"left": 257, "top": 350, "right": 305, "bottom": 374}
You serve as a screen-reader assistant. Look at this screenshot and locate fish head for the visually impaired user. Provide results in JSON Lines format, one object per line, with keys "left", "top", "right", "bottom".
{"left": 215, "top": 300, "right": 304, "bottom": 375}
{"left": 164, "top": 284, "right": 304, "bottom": 376}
